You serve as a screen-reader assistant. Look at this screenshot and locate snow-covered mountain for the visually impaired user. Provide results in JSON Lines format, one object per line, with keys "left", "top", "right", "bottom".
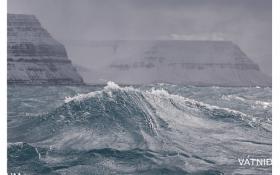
{"left": 77, "top": 40, "right": 271, "bottom": 86}
{"left": 7, "top": 14, "right": 84, "bottom": 84}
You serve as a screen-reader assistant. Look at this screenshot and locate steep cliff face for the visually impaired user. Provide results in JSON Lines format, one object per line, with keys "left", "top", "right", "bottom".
{"left": 8, "top": 14, "right": 84, "bottom": 84}
{"left": 77, "top": 40, "right": 271, "bottom": 86}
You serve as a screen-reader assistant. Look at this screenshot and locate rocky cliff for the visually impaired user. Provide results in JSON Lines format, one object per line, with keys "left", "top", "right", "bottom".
{"left": 8, "top": 14, "right": 84, "bottom": 84}
{"left": 78, "top": 40, "right": 271, "bottom": 86}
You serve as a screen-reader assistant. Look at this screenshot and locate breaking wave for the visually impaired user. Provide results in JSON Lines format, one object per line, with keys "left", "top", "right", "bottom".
{"left": 8, "top": 82, "right": 271, "bottom": 174}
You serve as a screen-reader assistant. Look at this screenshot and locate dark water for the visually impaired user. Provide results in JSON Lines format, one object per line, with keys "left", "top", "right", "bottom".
{"left": 8, "top": 82, "right": 272, "bottom": 175}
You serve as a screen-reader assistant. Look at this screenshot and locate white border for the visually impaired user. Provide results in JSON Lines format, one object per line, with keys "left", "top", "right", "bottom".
{"left": 273, "top": 0, "right": 280, "bottom": 174}
{"left": 0, "top": 0, "right": 7, "bottom": 174}
{"left": 0, "top": 0, "right": 277, "bottom": 174}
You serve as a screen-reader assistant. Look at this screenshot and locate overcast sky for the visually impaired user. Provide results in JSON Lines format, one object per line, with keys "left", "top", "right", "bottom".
{"left": 8, "top": 0, "right": 272, "bottom": 75}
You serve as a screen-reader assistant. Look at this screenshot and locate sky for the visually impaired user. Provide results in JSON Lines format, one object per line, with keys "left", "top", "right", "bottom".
{"left": 8, "top": 0, "right": 272, "bottom": 75}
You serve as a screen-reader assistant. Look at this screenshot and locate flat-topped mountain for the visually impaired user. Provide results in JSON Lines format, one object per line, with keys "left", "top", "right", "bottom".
{"left": 8, "top": 14, "right": 270, "bottom": 86}
{"left": 8, "top": 14, "right": 84, "bottom": 84}
{"left": 78, "top": 40, "right": 271, "bottom": 86}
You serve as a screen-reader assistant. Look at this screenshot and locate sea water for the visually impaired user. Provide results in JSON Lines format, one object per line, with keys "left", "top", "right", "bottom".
{"left": 8, "top": 82, "right": 272, "bottom": 175}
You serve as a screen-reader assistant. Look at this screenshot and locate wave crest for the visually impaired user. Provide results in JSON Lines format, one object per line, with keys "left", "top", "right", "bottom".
{"left": 12, "top": 82, "right": 264, "bottom": 151}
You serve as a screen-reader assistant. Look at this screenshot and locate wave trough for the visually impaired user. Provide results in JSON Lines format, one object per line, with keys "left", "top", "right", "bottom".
{"left": 8, "top": 82, "right": 272, "bottom": 174}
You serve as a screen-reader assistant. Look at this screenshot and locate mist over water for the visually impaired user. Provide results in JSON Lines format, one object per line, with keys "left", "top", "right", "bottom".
{"left": 8, "top": 83, "right": 271, "bottom": 174}
{"left": 8, "top": 0, "right": 272, "bottom": 76}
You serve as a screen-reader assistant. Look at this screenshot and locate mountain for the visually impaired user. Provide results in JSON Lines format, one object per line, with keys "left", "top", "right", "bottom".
{"left": 77, "top": 40, "right": 271, "bottom": 86}
{"left": 7, "top": 14, "right": 84, "bottom": 85}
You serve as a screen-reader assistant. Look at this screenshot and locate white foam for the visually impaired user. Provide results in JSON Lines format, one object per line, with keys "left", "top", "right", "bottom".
{"left": 255, "top": 100, "right": 272, "bottom": 108}
{"left": 104, "top": 81, "right": 121, "bottom": 90}
{"left": 64, "top": 91, "right": 99, "bottom": 103}
{"left": 147, "top": 88, "right": 250, "bottom": 120}
{"left": 64, "top": 81, "right": 135, "bottom": 103}
{"left": 8, "top": 142, "right": 24, "bottom": 148}
{"left": 64, "top": 81, "right": 252, "bottom": 124}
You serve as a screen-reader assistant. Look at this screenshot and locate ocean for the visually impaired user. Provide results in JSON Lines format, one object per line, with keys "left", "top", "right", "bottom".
{"left": 8, "top": 82, "right": 272, "bottom": 175}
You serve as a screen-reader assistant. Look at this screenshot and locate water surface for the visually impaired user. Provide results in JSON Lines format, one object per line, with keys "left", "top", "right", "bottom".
{"left": 8, "top": 83, "right": 272, "bottom": 174}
